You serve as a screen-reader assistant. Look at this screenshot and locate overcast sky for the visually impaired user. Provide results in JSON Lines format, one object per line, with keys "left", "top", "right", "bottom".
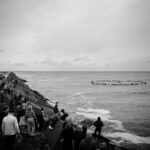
{"left": 0, "top": 0, "right": 150, "bottom": 71}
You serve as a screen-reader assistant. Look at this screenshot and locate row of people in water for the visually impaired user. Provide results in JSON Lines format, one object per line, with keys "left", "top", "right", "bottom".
{"left": 91, "top": 80, "right": 147, "bottom": 86}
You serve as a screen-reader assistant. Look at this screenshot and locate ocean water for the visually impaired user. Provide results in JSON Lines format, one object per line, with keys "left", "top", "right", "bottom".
{"left": 16, "top": 71, "right": 150, "bottom": 146}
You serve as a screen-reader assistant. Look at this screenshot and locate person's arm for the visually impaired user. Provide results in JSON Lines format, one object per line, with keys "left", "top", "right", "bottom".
{"left": 32, "top": 111, "right": 37, "bottom": 120}
{"left": 14, "top": 117, "right": 20, "bottom": 134}
{"left": 1, "top": 119, "right": 5, "bottom": 135}
{"left": 79, "top": 140, "right": 84, "bottom": 150}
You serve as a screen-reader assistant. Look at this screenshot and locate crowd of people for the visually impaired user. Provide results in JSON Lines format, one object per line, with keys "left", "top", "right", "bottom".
{"left": 0, "top": 97, "right": 104, "bottom": 150}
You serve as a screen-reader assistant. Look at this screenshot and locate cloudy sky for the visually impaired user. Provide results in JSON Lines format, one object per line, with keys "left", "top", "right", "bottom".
{"left": 0, "top": 0, "right": 150, "bottom": 71}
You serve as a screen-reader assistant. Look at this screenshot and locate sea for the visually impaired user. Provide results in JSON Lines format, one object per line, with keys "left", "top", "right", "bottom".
{"left": 15, "top": 71, "right": 150, "bottom": 148}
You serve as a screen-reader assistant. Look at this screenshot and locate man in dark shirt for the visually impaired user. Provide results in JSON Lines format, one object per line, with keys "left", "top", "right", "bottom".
{"left": 60, "top": 109, "right": 68, "bottom": 121}
{"left": 54, "top": 101, "right": 59, "bottom": 114}
{"left": 0, "top": 105, "right": 8, "bottom": 133}
{"left": 93, "top": 117, "right": 103, "bottom": 136}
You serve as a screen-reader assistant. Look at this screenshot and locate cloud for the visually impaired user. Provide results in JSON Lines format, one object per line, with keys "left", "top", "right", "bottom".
{"left": 12, "top": 62, "right": 26, "bottom": 66}
{"left": 74, "top": 56, "right": 89, "bottom": 62}
{"left": 0, "top": 0, "right": 150, "bottom": 71}
{"left": 0, "top": 49, "right": 4, "bottom": 53}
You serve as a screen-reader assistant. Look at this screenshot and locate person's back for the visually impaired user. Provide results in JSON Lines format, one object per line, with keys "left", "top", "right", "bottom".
{"left": 2, "top": 108, "right": 20, "bottom": 150}
{"left": 93, "top": 117, "right": 103, "bottom": 136}
{"left": 25, "top": 109, "right": 35, "bottom": 119}
{"left": 62, "top": 122, "right": 74, "bottom": 150}
{"left": 25, "top": 106, "right": 36, "bottom": 136}
{"left": 2, "top": 114, "right": 20, "bottom": 135}
{"left": 94, "top": 120, "right": 103, "bottom": 129}
{"left": 79, "top": 136, "right": 97, "bottom": 150}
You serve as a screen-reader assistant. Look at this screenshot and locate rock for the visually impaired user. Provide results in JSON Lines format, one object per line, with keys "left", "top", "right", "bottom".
{"left": 0, "top": 72, "right": 53, "bottom": 114}
{"left": 80, "top": 119, "right": 94, "bottom": 128}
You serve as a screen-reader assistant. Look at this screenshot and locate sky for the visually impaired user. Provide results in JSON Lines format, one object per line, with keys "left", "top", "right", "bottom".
{"left": 0, "top": 0, "right": 150, "bottom": 71}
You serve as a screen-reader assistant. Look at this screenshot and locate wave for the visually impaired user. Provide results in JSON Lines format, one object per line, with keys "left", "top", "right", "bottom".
{"left": 76, "top": 107, "right": 150, "bottom": 144}
{"left": 105, "top": 132, "right": 150, "bottom": 144}
{"left": 73, "top": 92, "right": 88, "bottom": 100}
{"left": 76, "top": 108, "right": 124, "bottom": 131}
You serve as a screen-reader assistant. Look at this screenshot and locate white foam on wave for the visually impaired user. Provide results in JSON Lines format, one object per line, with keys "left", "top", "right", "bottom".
{"left": 76, "top": 108, "right": 125, "bottom": 131}
{"left": 74, "top": 92, "right": 82, "bottom": 96}
{"left": 73, "top": 92, "right": 87, "bottom": 100}
{"left": 47, "top": 100, "right": 55, "bottom": 107}
{"left": 105, "top": 132, "right": 150, "bottom": 144}
{"left": 76, "top": 108, "right": 150, "bottom": 144}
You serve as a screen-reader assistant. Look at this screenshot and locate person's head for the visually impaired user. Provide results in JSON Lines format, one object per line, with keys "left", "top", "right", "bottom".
{"left": 3, "top": 105, "right": 9, "bottom": 113}
{"left": 98, "top": 117, "right": 101, "bottom": 121}
{"left": 9, "top": 106, "right": 14, "bottom": 113}
{"left": 61, "top": 109, "right": 65, "bottom": 113}
{"left": 41, "top": 107, "right": 44, "bottom": 111}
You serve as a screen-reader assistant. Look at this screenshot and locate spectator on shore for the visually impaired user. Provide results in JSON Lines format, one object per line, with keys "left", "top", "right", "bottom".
{"left": 1, "top": 106, "right": 20, "bottom": 150}
{"left": 17, "top": 105, "right": 26, "bottom": 134}
{"left": 54, "top": 101, "right": 59, "bottom": 114}
{"left": 74, "top": 125, "right": 87, "bottom": 150}
{"left": 79, "top": 136, "right": 97, "bottom": 150}
{"left": 60, "top": 109, "right": 68, "bottom": 121}
{"left": 37, "top": 107, "right": 45, "bottom": 131}
{"left": 25, "top": 105, "right": 37, "bottom": 136}
{"left": 93, "top": 117, "right": 103, "bottom": 137}
{"left": 61, "top": 121, "right": 74, "bottom": 150}
{"left": 0, "top": 105, "right": 8, "bottom": 134}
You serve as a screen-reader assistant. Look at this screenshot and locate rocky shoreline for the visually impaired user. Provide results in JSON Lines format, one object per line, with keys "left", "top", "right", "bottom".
{"left": 0, "top": 72, "right": 143, "bottom": 150}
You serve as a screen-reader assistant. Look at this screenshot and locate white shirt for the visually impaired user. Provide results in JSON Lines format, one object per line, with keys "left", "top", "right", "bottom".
{"left": 2, "top": 113, "right": 20, "bottom": 135}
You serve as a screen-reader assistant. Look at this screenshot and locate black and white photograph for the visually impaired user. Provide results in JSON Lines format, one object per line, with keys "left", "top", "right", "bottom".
{"left": 0, "top": 0, "right": 150, "bottom": 150}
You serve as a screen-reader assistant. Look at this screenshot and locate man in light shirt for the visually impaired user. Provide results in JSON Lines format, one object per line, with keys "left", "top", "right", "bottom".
{"left": 2, "top": 106, "right": 20, "bottom": 150}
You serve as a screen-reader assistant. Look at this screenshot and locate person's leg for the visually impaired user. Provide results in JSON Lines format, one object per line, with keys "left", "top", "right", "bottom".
{"left": 27, "top": 119, "right": 31, "bottom": 135}
{"left": 98, "top": 128, "right": 101, "bottom": 136}
{"left": 4, "top": 135, "right": 16, "bottom": 150}
{"left": 4, "top": 135, "right": 9, "bottom": 150}
{"left": 8, "top": 135, "right": 16, "bottom": 150}
{"left": 94, "top": 128, "right": 98, "bottom": 135}
{"left": 30, "top": 118, "right": 35, "bottom": 135}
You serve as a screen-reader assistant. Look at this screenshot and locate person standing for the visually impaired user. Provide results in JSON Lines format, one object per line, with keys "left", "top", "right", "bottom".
{"left": 61, "top": 121, "right": 74, "bottom": 150}
{"left": 93, "top": 117, "right": 103, "bottom": 136}
{"left": 0, "top": 105, "right": 8, "bottom": 134}
{"left": 54, "top": 101, "right": 59, "bottom": 114}
{"left": 1, "top": 106, "right": 20, "bottom": 150}
{"left": 25, "top": 105, "right": 37, "bottom": 136}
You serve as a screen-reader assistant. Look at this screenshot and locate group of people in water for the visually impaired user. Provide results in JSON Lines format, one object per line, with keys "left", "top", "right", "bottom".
{"left": 91, "top": 79, "right": 147, "bottom": 86}
{"left": 0, "top": 97, "right": 104, "bottom": 150}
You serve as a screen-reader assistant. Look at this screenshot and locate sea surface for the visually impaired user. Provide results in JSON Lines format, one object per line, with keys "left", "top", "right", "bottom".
{"left": 16, "top": 71, "right": 150, "bottom": 146}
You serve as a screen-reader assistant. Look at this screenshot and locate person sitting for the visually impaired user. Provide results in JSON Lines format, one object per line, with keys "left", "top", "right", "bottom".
{"left": 60, "top": 109, "right": 68, "bottom": 121}
{"left": 93, "top": 117, "right": 103, "bottom": 137}
{"left": 25, "top": 105, "right": 37, "bottom": 136}
{"left": 1, "top": 106, "right": 20, "bottom": 150}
